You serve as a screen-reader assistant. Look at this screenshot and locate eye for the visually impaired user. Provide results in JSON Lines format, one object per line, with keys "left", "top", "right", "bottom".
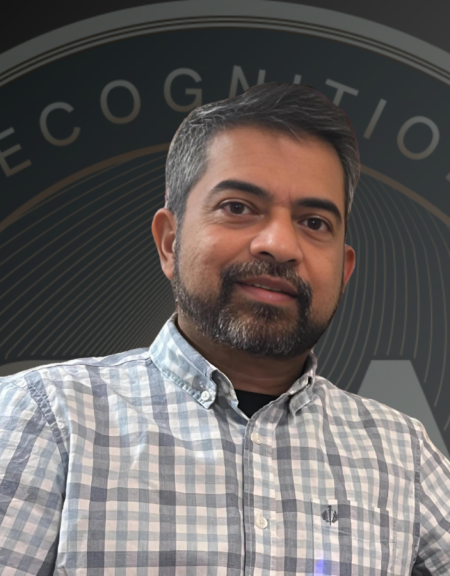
{"left": 303, "top": 217, "right": 330, "bottom": 231}
{"left": 221, "top": 201, "right": 253, "bottom": 215}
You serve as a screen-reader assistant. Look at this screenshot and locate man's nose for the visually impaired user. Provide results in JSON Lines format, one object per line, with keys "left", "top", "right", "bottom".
{"left": 249, "top": 214, "right": 304, "bottom": 264}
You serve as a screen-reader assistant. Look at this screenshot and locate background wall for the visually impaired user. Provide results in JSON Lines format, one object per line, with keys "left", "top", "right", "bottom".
{"left": 1, "top": 0, "right": 449, "bottom": 457}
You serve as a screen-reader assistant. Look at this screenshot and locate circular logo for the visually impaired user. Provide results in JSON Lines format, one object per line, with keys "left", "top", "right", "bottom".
{"left": 1, "top": 1, "right": 449, "bottom": 454}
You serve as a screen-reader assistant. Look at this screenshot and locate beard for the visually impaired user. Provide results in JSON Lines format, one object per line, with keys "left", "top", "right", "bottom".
{"left": 172, "top": 244, "right": 343, "bottom": 360}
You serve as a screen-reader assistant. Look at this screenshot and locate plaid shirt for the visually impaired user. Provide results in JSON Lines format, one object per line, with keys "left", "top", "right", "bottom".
{"left": 1, "top": 313, "right": 449, "bottom": 575}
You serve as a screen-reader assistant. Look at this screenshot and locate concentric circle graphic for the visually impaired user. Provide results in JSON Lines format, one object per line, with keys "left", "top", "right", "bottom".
{"left": 1, "top": 0, "right": 450, "bottom": 454}
{"left": 1, "top": 148, "right": 171, "bottom": 361}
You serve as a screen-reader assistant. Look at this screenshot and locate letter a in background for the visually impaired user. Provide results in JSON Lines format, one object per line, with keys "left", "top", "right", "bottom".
{"left": 358, "top": 360, "right": 449, "bottom": 458}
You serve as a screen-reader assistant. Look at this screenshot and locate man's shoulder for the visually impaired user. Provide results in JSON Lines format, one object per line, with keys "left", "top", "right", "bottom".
{"left": 0, "top": 347, "right": 157, "bottom": 396}
{"left": 1, "top": 348, "right": 151, "bottom": 375}
{"left": 313, "top": 374, "right": 425, "bottom": 438}
{"left": 0, "top": 348, "right": 165, "bottom": 444}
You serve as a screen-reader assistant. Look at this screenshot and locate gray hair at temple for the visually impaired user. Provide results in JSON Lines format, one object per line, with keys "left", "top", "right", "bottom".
{"left": 165, "top": 82, "right": 360, "bottom": 231}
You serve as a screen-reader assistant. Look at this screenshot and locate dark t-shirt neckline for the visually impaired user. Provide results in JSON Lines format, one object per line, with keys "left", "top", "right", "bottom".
{"left": 234, "top": 388, "right": 279, "bottom": 418}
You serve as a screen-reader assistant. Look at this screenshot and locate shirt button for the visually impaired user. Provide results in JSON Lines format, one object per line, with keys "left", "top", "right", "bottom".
{"left": 251, "top": 432, "right": 262, "bottom": 445}
{"left": 200, "top": 390, "right": 211, "bottom": 401}
{"left": 256, "top": 514, "right": 268, "bottom": 529}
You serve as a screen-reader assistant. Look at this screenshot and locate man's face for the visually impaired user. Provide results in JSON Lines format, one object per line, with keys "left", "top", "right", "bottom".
{"left": 165, "top": 126, "right": 355, "bottom": 359}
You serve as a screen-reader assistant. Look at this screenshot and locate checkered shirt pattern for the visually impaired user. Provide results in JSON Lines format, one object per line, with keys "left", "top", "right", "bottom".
{"left": 0, "top": 313, "right": 449, "bottom": 575}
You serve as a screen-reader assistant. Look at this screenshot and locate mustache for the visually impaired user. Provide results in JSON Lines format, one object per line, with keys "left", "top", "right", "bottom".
{"left": 219, "top": 260, "right": 312, "bottom": 299}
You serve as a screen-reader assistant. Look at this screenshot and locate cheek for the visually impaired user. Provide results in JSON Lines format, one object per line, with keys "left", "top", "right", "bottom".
{"left": 179, "top": 234, "right": 228, "bottom": 286}
{"left": 193, "top": 231, "right": 241, "bottom": 267}
{"left": 307, "top": 253, "right": 344, "bottom": 299}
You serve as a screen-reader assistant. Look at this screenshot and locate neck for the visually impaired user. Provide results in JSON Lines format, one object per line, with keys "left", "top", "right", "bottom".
{"left": 176, "top": 314, "right": 310, "bottom": 396}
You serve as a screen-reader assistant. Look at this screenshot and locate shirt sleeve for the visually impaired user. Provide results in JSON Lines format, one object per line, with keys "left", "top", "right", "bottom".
{"left": 413, "top": 422, "right": 450, "bottom": 574}
{"left": 0, "top": 378, "right": 66, "bottom": 575}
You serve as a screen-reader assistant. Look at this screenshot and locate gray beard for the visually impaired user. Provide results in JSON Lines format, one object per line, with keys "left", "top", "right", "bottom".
{"left": 172, "top": 248, "right": 341, "bottom": 360}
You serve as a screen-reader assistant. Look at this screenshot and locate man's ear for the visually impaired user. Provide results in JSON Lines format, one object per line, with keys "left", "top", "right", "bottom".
{"left": 152, "top": 208, "right": 177, "bottom": 281}
{"left": 343, "top": 244, "right": 356, "bottom": 289}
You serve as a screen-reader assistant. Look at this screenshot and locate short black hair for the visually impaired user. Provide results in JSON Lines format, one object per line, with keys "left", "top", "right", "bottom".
{"left": 166, "top": 82, "right": 360, "bottom": 229}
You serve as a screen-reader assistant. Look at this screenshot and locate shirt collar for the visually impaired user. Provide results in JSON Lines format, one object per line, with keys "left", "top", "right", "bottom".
{"left": 288, "top": 352, "right": 317, "bottom": 415}
{"left": 149, "top": 312, "right": 317, "bottom": 412}
{"left": 149, "top": 313, "right": 219, "bottom": 408}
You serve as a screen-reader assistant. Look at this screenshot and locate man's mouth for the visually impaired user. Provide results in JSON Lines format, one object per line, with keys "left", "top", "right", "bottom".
{"left": 245, "top": 283, "right": 286, "bottom": 293}
{"left": 236, "top": 278, "right": 297, "bottom": 305}
{"left": 237, "top": 276, "right": 298, "bottom": 296}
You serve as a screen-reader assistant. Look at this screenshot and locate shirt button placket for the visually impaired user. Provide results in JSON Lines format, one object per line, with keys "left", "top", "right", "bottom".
{"left": 251, "top": 432, "right": 262, "bottom": 445}
{"left": 249, "top": 427, "right": 274, "bottom": 573}
{"left": 255, "top": 513, "right": 268, "bottom": 529}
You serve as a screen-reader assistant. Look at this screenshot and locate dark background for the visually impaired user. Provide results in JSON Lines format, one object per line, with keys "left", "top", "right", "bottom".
{"left": 1, "top": 0, "right": 448, "bottom": 55}
{"left": 2, "top": 0, "right": 450, "bottom": 456}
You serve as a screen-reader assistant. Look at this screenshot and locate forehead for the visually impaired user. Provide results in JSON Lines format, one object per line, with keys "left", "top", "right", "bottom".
{"left": 195, "top": 125, "right": 346, "bottom": 209}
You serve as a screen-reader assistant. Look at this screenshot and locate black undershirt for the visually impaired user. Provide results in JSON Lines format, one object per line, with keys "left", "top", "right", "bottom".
{"left": 234, "top": 389, "right": 279, "bottom": 418}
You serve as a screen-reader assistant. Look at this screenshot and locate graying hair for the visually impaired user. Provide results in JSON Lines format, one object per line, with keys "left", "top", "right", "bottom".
{"left": 165, "top": 82, "right": 360, "bottom": 229}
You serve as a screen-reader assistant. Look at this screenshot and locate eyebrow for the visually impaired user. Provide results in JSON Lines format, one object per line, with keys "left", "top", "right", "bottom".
{"left": 209, "top": 179, "right": 343, "bottom": 224}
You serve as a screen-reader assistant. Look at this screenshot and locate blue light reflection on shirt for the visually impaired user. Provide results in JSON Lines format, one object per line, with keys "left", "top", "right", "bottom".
{"left": 314, "top": 559, "right": 326, "bottom": 574}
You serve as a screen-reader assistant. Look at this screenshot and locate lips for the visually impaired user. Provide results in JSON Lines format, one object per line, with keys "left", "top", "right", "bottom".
{"left": 237, "top": 276, "right": 298, "bottom": 297}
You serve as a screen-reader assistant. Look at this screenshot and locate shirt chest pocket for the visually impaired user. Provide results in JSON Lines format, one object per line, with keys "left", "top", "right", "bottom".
{"left": 311, "top": 498, "right": 399, "bottom": 575}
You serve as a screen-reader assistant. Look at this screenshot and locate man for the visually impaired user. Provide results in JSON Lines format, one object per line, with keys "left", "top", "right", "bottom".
{"left": 0, "top": 83, "right": 449, "bottom": 575}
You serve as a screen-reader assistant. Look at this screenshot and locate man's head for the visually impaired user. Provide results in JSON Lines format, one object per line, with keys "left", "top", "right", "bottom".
{"left": 165, "top": 83, "right": 359, "bottom": 231}
{"left": 153, "top": 83, "right": 359, "bottom": 360}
